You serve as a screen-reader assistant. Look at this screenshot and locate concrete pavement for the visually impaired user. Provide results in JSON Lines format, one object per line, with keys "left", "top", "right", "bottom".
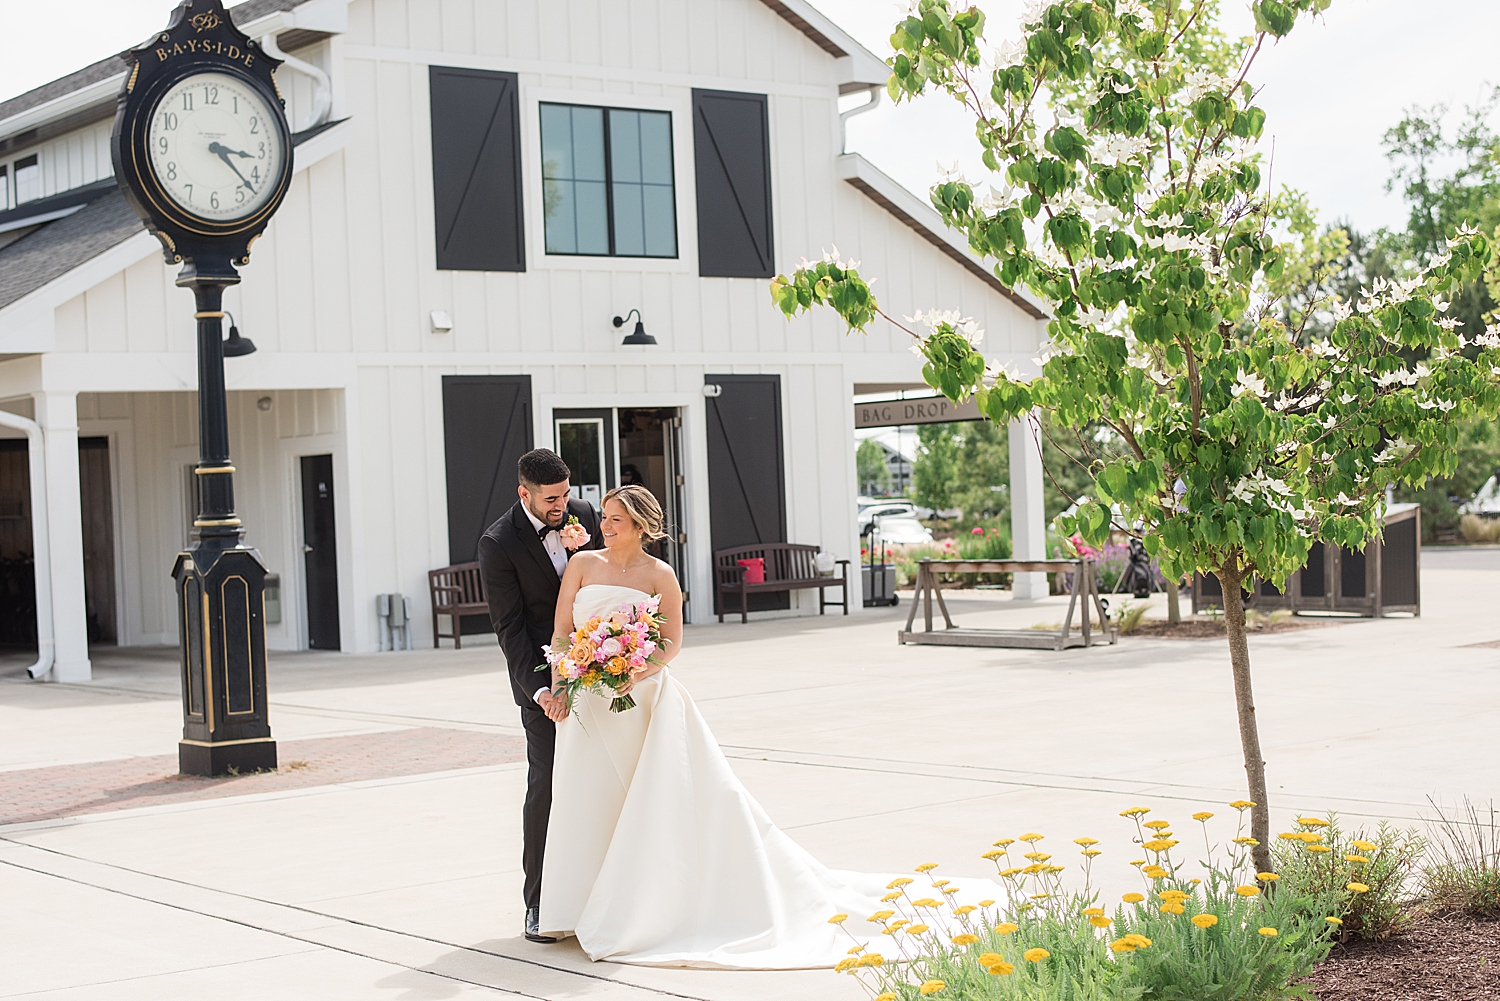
{"left": 1, "top": 548, "right": 1496, "bottom": 999}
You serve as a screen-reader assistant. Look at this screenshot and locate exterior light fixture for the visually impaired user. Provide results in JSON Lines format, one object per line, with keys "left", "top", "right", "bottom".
{"left": 222, "top": 311, "right": 257, "bottom": 357}
{"left": 613, "top": 308, "right": 656, "bottom": 346}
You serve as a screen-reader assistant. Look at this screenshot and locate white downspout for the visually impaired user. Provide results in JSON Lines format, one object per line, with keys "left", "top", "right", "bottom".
{"left": 260, "top": 33, "right": 332, "bottom": 132}
{"left": 839, "top": 84, "right": 882, "bottom": 154}
{"left": 0, "top": 409, "right": 53, "bottom": 680}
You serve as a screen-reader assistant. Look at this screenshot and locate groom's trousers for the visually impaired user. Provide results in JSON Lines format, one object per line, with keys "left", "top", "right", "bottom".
{"left": 519, "top": 703, "right": 556, "bottom": 910}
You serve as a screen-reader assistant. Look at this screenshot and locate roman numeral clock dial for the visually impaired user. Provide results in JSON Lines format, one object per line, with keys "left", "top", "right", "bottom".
{"left": 147, "top": 71, "right": 285, "bottom": 222}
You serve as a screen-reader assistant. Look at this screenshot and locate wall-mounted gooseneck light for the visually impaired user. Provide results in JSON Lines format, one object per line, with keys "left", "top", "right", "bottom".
{"left": 222, "top": 310, "right": 257, "bottom": 357}
{"left": 612, "top": 308, "right": 656, "bottom": 346}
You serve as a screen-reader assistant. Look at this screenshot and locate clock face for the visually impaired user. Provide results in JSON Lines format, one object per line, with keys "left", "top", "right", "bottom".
{"left": 146, "top": 71, "right": 286, "bottom": 224}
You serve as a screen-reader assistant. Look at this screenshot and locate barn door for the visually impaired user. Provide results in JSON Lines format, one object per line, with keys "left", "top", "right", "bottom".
{"left": 429, "top": 67, "right": 525, "bottom": 271}
{"left": 691, "top": 89, "right": 773, "bottom": 278}
{"left": 704, "top": 375, "right": 786, "bottom": 613}
{"left": 442, "top": 375, "right": 533, "bottom": 564}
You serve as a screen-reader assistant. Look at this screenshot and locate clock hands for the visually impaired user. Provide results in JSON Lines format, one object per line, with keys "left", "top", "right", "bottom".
{"left": 207, "top": 141, "right": 257, "bottom": 195}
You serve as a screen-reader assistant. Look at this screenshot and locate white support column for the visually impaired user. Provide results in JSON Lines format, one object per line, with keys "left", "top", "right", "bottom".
{"left": 1008, "top": 412, "right": 1048, "bottom": 600}
{"left": 34, "top": 391, "right": 91, "bottom": 682}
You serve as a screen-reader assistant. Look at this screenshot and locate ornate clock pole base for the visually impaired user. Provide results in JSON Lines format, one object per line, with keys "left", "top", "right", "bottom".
{"left": 173, "top": 257, "right": 276, "bottom": 777}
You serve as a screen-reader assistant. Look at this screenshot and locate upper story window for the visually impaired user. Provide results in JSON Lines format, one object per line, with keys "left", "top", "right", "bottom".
{"left": 539, "top": 103, "right": 676, "bottom": 258}
{"left": 0, "top": 165, "right": 9, "bottom": 211}
{"left": 12, "top": 155, "right": 40, "bottom": 205}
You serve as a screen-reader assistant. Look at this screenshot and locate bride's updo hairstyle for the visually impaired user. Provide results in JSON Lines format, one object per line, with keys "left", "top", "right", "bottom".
{"left": 603, "top": 485, "right": 668, "bottom": 543}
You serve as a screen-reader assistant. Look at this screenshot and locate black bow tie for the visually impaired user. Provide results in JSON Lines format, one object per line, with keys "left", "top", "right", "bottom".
{"left": 538, "top": 524, "right": 557, "bottom": 540}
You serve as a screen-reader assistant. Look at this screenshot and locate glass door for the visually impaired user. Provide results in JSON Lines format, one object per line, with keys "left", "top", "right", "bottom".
{"left": 554, "top": 416, "right": 608, "bottom": 509}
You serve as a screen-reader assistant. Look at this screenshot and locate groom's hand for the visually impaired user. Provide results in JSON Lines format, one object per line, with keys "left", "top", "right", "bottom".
{"left": 538, "top": 690, "right": 569, "bottom": 722}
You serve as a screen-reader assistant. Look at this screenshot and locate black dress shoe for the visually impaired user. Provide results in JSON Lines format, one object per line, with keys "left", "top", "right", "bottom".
{"left": 525, "top": 906, "right": 557, "bottom": 943}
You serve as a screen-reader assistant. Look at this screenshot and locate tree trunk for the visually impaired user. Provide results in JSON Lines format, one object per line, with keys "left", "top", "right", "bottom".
{"left": 1216, "top": 561, "right": 1273, "bottom": 876}
{"left": 1165, "top": 577, "right": 1181, "bottom": 625}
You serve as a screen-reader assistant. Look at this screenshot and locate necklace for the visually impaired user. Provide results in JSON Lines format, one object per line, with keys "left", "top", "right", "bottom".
{"left": 610, "top": 550, "right": 649, "bottom": 574}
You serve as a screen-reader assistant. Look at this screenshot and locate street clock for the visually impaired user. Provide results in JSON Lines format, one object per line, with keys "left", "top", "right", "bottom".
{"left": 112, "top": 0, "right": 293, "bottom": 271}
{"left": 111, "top": 0, "right": 293, "bottom": 777}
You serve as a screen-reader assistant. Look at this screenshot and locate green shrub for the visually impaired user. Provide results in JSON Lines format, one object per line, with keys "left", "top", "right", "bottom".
{"left": 1422, "top": 797, "right": 1500, "bottom": 918}
{"left": 834, "top": 803, "right": 1352, "bottom": 1001}
{"left": 1270, "top": 814, "right": 1424, "bottom": 940}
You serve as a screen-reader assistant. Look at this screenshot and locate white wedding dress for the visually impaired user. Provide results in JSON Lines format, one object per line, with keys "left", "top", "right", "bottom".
{"left": 538, "top": 584, "right": 998, "bottom": 969}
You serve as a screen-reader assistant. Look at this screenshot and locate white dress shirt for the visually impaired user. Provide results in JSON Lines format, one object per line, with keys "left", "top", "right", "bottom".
{"left": 523, "top": 505, "right": 568, "bottom": 704}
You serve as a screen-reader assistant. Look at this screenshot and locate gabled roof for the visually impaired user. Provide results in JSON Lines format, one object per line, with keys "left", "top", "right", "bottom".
{"left": 836, "top": 154, "right": 1049, "bottom": 320}
{"left": 755, "top": 0, "right": 890, "bottom": 93}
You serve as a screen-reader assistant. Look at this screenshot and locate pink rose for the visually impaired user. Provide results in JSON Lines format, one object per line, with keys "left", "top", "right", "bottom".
{"left": 559, "top": 522, "right": 590, "bottom": 550}
{"left": 599, "top": 637, "right": 623, "bottom": 658}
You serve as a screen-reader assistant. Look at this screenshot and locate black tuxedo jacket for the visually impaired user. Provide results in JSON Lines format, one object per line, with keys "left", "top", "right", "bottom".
{"left": 478, "top": 498, "right": 604, "bottom": 707}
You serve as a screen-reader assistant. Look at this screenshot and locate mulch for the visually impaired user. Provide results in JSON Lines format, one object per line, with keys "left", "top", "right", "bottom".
{"left": 1126, "top": 616, "right": 1338, "bottom": 639}
{"left": 1302, "top": 915, "right": 1500, "bottom": 1000}
{"left": 0, "top": 726, "right": 525, "bottom": 827}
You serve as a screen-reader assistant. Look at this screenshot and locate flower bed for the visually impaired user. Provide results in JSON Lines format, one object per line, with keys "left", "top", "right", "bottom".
{"left": 832, "top": 802, "right": 1373, "bottom": 1000}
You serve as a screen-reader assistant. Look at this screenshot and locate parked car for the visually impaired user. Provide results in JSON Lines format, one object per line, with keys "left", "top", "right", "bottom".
{"left": 867, "top": 516, "right": 934, "bottom": 545}
{"left": 859, "top": 501, "right": 919, "bottom": 535}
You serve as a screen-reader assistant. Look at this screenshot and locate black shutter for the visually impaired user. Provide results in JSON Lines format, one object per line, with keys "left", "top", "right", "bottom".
{"left": 705, "top": 375, "right": 787, "bottom": 612}
{"left": 442, "top": 375, "right": 533, "bottom": 564}
{"left": 691, "top": 90, "right": 773, "bottom": 278}
{"left": 429, "top": 67, "right": 525, "bottom": 271}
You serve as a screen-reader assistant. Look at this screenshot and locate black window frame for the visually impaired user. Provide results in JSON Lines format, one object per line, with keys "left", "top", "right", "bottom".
{"left": 538, "top": 102, "right": 678, "bottom": 260}
{"left": 12, "top": 154, "right": 39, "bottom": 206}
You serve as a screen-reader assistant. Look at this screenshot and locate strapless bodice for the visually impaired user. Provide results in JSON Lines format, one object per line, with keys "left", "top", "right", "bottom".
{"left": 573, "top": 584, "right": 652, "bottom": 629}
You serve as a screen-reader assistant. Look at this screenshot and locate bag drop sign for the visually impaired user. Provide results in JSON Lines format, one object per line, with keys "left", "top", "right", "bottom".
{"left": 855, "top": 396, "right": 982, "bottom": 428}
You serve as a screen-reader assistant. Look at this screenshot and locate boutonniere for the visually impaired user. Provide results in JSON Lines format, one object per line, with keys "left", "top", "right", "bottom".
{"left": 559, "top": 514, "right": 591, "bottom": 551}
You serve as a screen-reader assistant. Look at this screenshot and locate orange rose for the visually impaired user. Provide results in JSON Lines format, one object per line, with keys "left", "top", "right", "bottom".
{"left": 607, "top": 656, "right": 630, "bottom": 676}
{"left": 569, "top": 639, "right": 596, "bottom": 665}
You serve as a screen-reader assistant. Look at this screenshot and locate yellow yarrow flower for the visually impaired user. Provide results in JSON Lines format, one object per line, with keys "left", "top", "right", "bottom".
{"left": 1351, "top": 839, "right": 1379, "bottom": 852}
{"left": 1082, "top": 907, "right": 1105, "bottom": 917}
{"left": 931, "top": 879, "right": 950, "bottom": 888}
{"left": 1023, "top": 852, "right": 1052, "bottom": 862}
{"left": 835, "top": 957, "right": 857, "bottom": 972}
{"left": 1082, "top": 849, "right": 1103, "bottom": 857}
{"left": 1109, "top": 939, "right": 1135, "bottom": 953}
{"left": 1192, "top": 811, "right": 1215, "bottom": 822}
{"left": 1159, "top": 901, "right": 1186, "bottom": 915}
{"left": 867, "top": 910, "right": 895, "bottom": 923}
{"left": 1019, "top": 832, "right": 1045, "bottom": 842}
{"left": 942, "top": 887, "right": 961, "bottom": 895}
{"left": 1122, "top": 892, "right": 1145, "bottom": 904}
{"left": 887, "top": 877, "right": 913, "bottom": 889}
{"left": 905, "top": 924, "right": 931, "bottom": 935}
{"left": 919, "top": 980, "right": 946, "bottom": 995}
{"left": 1257, "top": 872, "right": 1280, "bottom": 882}
{"left": 1123, "top": 934, "right": 1152, "bottom": 948}
{"left": 1159, "top": 890, "right": 1189, "bottom": 901}
{"left": 1144, "top": 838, "right": 1179, "bottom": 852}
{"left": 994, "top": 922, "right": 1019, "bottom": 935}
{"left": 915, "top": 862, "right": 940, "bottom": 873}
{"left": 954, "top": 904, "right": 977, "bottom": 915}
{"left": 978, "top": 899, "right": 996, "bottom": 907}
{"left": 876, "top": 994, "right": 897, "bottom": 1001}
{"left": 1345, "top": 854, "right": 1370, "bottom": 864}
{"left": 1120, "top": 807, "right": 1151, "bottom": 817}
{"left": 1233, "top": 837, "right": 1261, "bottom": 846}
{"left": 1235, "top": 885, "right": 1261, "bottom": 897}
{"left": 1347, "top": 882, "right": 1370, "bottom": 893}
{"left": 993, "top": 838, "right": 1016, "bottom": 847}
{"left": 1306, "top": 845, "right": 1332, "bottom": 854}
{"left": 1192, "top": 913, "right": 1219, "bottom": 928}
{"left": 1258, "top": 927, "right": 1279, "bottom": 937}
{"left": 847, "top": 945, "right": 864, "bottom": 955}
{"left": 1130, "top": 859, "right": 1147, "bottom": 868}
{"left": 858, "top": 953, "right": 885, "bottom": 968}
{"left": 1143, "top": 866, "right": 1170, "bottom": 879}
{"left": 952, "top": 933, "right": 979, "bottom": 946}
{"left": 981, "top": 849, "right": 1005, "bottom": 860}
{"left": 912, "top": 898, "right": 942, "bottom": 908}
{"left": 1229, "top": 800, "right": 1256, "bottom": 809}
{"left": 882, "top": 891, "right": 903, "bottom": 902}
{"left": 1143, "top": 820, "right": 1172, "bottom": 830}
{"left": 1074, "top": 837, "right": 1099, "bottom": 846}
{"left": 1023, "top": 948, "right": 1050, "bottom": 962}
{"left": 985, "top": 960, "right": 1014, "bottom": 975}
{"left": 828, "top": 914, "right": 848, "bottom": 924}
{"left": 1090, "top": 916, "right": 1113, "bottom": 928}
{"left": 1297, "top": 817, "right": 1331, "bottom": 827}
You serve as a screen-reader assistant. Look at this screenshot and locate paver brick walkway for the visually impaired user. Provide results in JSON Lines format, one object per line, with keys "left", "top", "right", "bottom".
{"left": 0, "top": 727, "right": 524, "bottom": 826}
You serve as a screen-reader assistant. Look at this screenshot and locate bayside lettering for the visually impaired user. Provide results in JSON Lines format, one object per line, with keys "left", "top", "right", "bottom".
{"left": 155, "top": 40, "right": 255, "bottom": 68}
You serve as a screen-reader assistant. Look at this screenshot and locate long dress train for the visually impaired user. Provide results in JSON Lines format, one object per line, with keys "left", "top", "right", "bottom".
{"left": 537, "top": 584, "right": 997, "bottom": 969}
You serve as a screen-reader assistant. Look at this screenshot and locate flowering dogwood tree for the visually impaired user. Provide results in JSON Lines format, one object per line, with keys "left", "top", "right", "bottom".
{"left": 773, "top": 0, "right": 1500, "bottom": 875}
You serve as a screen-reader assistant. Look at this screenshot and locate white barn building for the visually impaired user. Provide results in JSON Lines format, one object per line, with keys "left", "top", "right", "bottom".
{"left": 0, "top": 0, "right": 1048, "bottom": 681}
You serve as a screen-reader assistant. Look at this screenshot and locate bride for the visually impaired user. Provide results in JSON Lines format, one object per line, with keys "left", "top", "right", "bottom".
{"left": 535, "top": 485, "right": 905, "bottom": 969}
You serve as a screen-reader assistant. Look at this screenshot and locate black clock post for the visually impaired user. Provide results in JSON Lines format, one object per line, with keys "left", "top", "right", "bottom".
{"left": 111, "top": 0, "right": 295, "bottom": 776}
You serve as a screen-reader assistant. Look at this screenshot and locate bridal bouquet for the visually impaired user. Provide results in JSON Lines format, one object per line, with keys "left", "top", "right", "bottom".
{"left": 541, "top": 595, "right": 665, "bottom": 713}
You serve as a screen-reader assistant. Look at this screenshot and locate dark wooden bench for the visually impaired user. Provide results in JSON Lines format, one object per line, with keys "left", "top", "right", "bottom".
{"left": 713, "top": 543, "right": 850, "bottom": 623}
{"left": 429, "top": 562, "right": 487, "bottom": 649}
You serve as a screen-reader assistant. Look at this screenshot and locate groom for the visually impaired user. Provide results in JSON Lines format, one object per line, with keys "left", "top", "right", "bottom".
{"left": 477, "top": 448, "right": 602, "bottom": 943}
